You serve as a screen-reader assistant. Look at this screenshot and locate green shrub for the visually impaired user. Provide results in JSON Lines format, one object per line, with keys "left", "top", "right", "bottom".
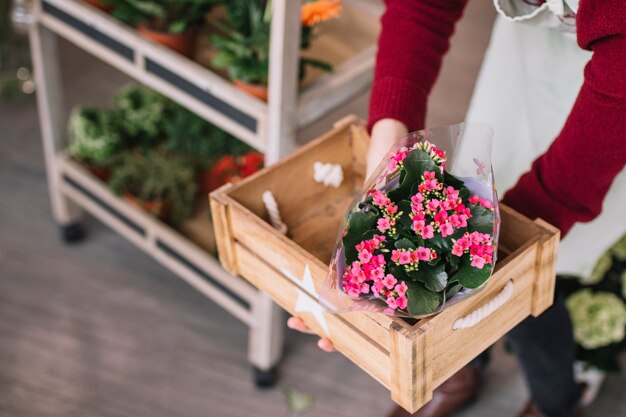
{"left": 68, "top": 107, "right": 122, "bottom": 166}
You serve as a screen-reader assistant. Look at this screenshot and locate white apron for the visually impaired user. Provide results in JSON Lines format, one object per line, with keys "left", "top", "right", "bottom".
{"left": 466, "top": 1, "right": 626, "bottom": 278}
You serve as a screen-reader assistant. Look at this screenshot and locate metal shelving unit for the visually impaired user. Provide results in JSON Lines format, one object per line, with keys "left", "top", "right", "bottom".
{"left": 24, "top": 0, "right": 380, "bottom": 385}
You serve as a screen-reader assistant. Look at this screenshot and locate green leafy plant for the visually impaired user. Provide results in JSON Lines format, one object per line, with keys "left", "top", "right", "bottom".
{"left": 115, "top": 85, "right": 168, "bottom": 147}
{"left": 163, "top": 103, "right": 252, "bottom": 168}
{"left": 108, "top": 149, "right": 198, "bottom": 226}
{"left": 68, "top": 107, "right": 123, "bottom": 166}
{"left": 106, "top": 0, "right": 220, "bottom": 33}
{"left": 210, "top": 0, "right": 333, "bottom": 86}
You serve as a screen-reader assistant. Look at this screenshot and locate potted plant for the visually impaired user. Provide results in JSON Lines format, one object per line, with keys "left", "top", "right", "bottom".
{"left": 83, "top": 0, "right": 114, "bottom": 13}
{"left": 107, "top": 0, "right": 220, "bottom": 57}
{"left": 108, "top": 150, "right": 198, "bottom": 226}
{"left": 68, "top": 107, "right": 122, "bottom": 180}
{"left": 210, "top": 0, "right": 339, "bottom": 101}
{"left": 115, "top": 85, "right": 168, "bottom": 148}
{"left": 162, "top": 102, "right": 255, "bottom": 193}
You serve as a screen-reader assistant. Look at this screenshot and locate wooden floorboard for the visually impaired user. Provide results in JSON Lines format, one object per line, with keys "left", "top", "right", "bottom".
{"left": 1, "top": 1, "right": 624, "bottom": 416}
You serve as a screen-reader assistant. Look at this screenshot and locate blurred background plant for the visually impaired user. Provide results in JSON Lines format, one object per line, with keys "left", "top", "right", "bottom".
{"left": 210, "top": 0, "right": 340, "bottom": 98}
{"left": 1, "top": 0, "right": 35, "bottom": 102}
{"left": 115, "top": 85, "right": 168, "bottom": 148}
{"left": 68, "top": 107, "right": 123, "bottom": 179}
{"left": 105, "top": 0, "right": 220, "bottom": 34}
{"left": 563, "top": 234, "right": 626, "bottom": 372}
{"left": 108, "top": 149, "right": 198, "bottom": 226}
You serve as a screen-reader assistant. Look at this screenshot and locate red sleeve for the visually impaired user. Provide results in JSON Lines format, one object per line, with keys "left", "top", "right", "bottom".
{"left": 367, "top": 0, "right": 468, "bottom": 132}
{"left": 502, "top": 0, "right": 626, "bottom": 238}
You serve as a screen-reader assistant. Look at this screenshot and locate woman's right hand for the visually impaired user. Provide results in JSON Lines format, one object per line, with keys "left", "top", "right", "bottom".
{"left": 366, "top": 118, "right": 409, "bottom": 179}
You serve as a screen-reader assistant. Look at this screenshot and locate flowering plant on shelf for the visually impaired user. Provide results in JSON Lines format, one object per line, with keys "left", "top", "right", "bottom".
{"left": 324, "top": 124, "right": 499, "bottom": 317}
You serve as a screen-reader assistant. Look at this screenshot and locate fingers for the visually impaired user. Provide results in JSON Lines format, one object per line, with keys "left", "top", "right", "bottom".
{"left": 287, "top": 317, "right": 336, "bottom": 352}
{"left": 287, "top": 317, "right": 315, "bottom": 334}
{"left": 317, "top": 338, "right": 335, "bottom": 352}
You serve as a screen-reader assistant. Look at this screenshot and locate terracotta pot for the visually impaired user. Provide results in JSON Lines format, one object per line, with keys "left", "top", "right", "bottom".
{"left": 137, "top": 24, "right": 197, "bottom": 58}
{"left": 75, "top": 158, "right": 111, "bottom": 181}
{"left": 234, "top": 80, "right": 268, "bottom": 102}
{"left": 124, "top": 192, "right": 171, "bottom": 222}
{"left": 83, "top": 0, "right": 113, "bottom": 13}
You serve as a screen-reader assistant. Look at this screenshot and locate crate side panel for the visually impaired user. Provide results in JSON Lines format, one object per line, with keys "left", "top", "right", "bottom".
{"left": 429, "top": 246, "right": 537, "bottom": 387}
{"left": 235, "top": 243, "right": 392, "bottom": 387}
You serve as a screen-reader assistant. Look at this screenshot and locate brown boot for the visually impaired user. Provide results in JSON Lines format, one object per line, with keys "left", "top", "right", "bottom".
{"left": 517, "top": 401, "right": 583, "bottom": 417}
{"left": 386, "top": 366, "right": 482, "bottom": 417}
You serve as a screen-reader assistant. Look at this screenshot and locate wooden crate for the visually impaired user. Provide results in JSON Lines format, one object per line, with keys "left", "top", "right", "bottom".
{"left": 210, "top": 116, "right": 560, "bottom": 412}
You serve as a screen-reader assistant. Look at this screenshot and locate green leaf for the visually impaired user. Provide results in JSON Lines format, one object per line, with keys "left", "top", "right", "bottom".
{"left": 453, "top": 260, "right": 493, "bottom": 289}
{"left": 444, "top": 171, "right": 465, "bottom": 190}
{"left": 419, "top": 262, "right": 448, "bottom": 292}
{"left": 395, "top": 238, "right": 416, "bottom": 251}
{"left": 445, "top": 283, "right": 463, "bottom": 300}
{"left": 342, "top": 210, "right": 377, "bottom": 263}
{"left": 397, "top": 200, "right": 413, "bottom": 228}
{"left": 168, "top": 20, "right": 187, "bottom": 34}
{"left": 388, "top": 150, "right": 437, "bottom": 202}
{"left": 468, "top": 205, "right": 494, "bottom": 234}
{"left": 406, "top": 281, "right": 444, "bottom": 316}
{"left": 429, "top": 234, "right": 452, "bottom": 252}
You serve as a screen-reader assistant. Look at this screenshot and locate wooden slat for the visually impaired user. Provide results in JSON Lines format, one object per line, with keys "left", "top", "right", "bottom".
{"left": 234, "top": 243, "right": 392, "bottom": 388}
{"left": 530, "top": 219, "right": 560, "bottom": 317}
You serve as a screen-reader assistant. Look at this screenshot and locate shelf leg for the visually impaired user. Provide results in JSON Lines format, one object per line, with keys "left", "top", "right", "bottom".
{"left": 265, "top": 0, "right": 301, "bottom": 164}
{"left": 248, "top": 293, "right": 284, "bottom": 387}
{"left": 29, "top": 20, "right": 83, "bottom": 230}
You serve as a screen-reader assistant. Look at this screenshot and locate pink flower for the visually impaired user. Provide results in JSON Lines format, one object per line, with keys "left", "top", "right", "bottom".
{"left": 383, "top": 274, "right": 397, "bottom": 289}
{"left": 396, "top": 295, "right": 408, "bottom": 310}
{"left": 395, "top": 282, "right": 408, "bottom": 297}
{"left": 372, "top": 190, "right": 390, "bottom": 207}
{"left": 386, "top": 297, "right": 398, "bottom": 309}
{"left": 469, "top": 195, "right": 480, "bottom": 205}
{"left": 360, "top": 283, "right": 370, "bottom": 294}
{"left": 471, "top": 256, "right": 486, "bottom": 269}
{"left": 427, "top": 199, "right": 440, "bottom": 212}
{"left": 387, "top": 204, "right": 398, "bottom": 215}
{"left": 480, "top": 198, "right": 493, "bottom": 209}
{"left": 451, "top": 243, "right": 464, "bottom": 257}
{"left": 391, "top": 250, "right": 401, "bottom": 262}
{"left": 371, "top": 267, "right": 385, "bottom": 280}
{"left": 411, "top": 193, "right": 425, "bottom": 204}
{"left": 422, "top": 224, "right": 434, "bottom": 239}
{"left": 440, "top": 222, "right": 454, "bottom": 237}
{"left": 434, "top": 210, "right": 448, "bottom": 224}
{"left": 423, "top": 171, "right": 436, "bottom": 180}
{"left": 416, "top": 247, "right": 431, "bottom": 261}
{"left": 445, "top": 186, "right": 459, "bottom": 201}
{"left": 372, "top": 280, "right": 385, "bottom": 296}
{"left": 423, "top": 179, "right": 438, "bottom": 191}
{"left": 377, "top": 217, "right": 391, "bottom": 232}
{"left": 358, "top": 249, "right": 372, "bottom": 263}
{"left": 398, "top": 251, "right": 412, "bottom": 265}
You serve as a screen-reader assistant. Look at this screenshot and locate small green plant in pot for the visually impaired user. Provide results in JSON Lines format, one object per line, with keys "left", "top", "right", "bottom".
{"left": 108, "top": 150, "right": 198, "bottom": 226}
{"left": 68, "top": 107, "right": 123, "bottom": 180}
{"left": 115, "top": 85, "right": 167, "bottom": 148}
{"left": 210, "top": 0, "right": 338, "bottom": 101}
{"left": 162, "top": 103, "right": 254, "bottom": 192}
{"left": 107, "top": 0, "right": 220, "bottom": 56}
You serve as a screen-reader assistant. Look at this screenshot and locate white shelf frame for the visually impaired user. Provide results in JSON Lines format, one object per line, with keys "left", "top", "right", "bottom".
{"left": 27, "top": 0, "right": 378, "bottom": 376}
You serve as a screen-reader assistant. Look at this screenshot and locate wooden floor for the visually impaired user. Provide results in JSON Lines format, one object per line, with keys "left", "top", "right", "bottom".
{"left": 1, "top": 1, "right": 625, "bottom": 416}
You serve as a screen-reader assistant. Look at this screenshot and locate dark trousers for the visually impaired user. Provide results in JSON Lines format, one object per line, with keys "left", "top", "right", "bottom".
{"left": 472, "top": 293, "right": 580, "bottom": 417}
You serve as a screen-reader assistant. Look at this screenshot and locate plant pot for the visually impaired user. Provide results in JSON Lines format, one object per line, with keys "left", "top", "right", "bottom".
{"left": 75, "top": 158, "right": 111, "bottom": 181}
{"left": 233, "top": 80, "right": 268, "bottom": 102}
{"left": 83, "top": 0, "right": 113, "bottom": 13}
{"left": 124, "top": 192, "right": 171, "bottom": 222}
{"left": 137, "top": 24, "right": 198, "bottom": 58}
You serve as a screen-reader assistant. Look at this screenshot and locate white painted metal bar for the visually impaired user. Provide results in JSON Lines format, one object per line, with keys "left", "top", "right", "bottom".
{"left": 58, "top": 156, "right": 256, "bottom": 325}
{"left": 29, "top": 2, "right": 82, "bottom": 226}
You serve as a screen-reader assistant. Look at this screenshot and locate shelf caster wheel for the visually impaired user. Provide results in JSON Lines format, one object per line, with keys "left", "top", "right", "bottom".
{"left": 60, "top": 223, "right": 86, "bottom": 244}
{"left": 253, "top": 366, "right": 278, "bottom": 388}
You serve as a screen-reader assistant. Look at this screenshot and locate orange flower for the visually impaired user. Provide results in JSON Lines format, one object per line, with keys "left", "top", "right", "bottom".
{"left": 301, "top": 0, "right": 342, "bottom": 27}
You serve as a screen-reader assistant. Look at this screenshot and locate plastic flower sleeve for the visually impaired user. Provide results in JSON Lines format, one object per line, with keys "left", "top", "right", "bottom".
{"left": 321, "top": 123, "right": 500, "bottom": 318}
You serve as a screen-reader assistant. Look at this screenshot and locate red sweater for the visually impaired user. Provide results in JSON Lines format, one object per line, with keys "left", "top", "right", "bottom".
{"left": 368, "top": 0, "right": 626, "bottom": 238}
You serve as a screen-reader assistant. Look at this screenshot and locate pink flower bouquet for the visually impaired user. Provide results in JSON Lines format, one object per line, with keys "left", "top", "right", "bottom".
{"left": 324, "top": 124, "right": 500, "bottom": 317}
